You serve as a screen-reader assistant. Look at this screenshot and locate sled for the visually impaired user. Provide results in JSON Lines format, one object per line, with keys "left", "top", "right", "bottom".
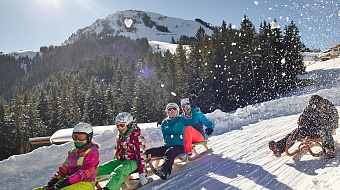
{"left": 285, "top": 136, "right": 323, "bottom": 157}
{"left": 95, "top": 173, "right": 153, "bottom": 190}
{"left": 189, "top": 140, "right": 212, "bottom": 160}
{"left": 146, "top": 153, "right": 194, "bottom": 176}
{"left": 285, "top": 130, "right": 336, "bottom": 157}
{"left": 147, "top": 140, "right": 212, "bottom": 169}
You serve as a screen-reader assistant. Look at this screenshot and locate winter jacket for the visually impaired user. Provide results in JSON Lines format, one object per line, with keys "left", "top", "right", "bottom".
{"left": 114, "top": 124, "right": 146, "bottom": 174}
{"left": 56, "top": 142, "right": 100, "bottom": 184}
{"left": 298, "top": 98, "right": 339, "bottom": 131}
{"left": 161, "top": 107, "right": 199, "bottom": 147}
{"left": 182, "top": 109, "right": 215, "bottom": 139}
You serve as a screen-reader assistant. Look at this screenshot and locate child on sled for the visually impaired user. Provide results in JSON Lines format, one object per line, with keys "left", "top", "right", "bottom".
{"left": 35, "top": 123, "right": 100, "bottom": 190}
{"left": 269, "top": 95, "right": 339, "bottom": 158}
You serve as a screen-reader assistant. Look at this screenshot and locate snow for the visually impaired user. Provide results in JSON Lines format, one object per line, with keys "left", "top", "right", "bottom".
{"left": 5, "top": 50, "right": 42, "bottom": 59}
{"left": 66, "top": 10, "right": 213, "bottom": 46}
{"left": 1, "top": 56, "right": 340, "bottom": 189}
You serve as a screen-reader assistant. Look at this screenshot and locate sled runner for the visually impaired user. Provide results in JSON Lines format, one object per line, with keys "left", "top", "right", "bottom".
{"left": 146, "top": 153, "right": 194, "bottom": 174}
{"left": 189, "top": 140, "right": 212, "bottom": 160}
{"left": 285, "top": 136, "right": 323, "bottom": 157}
{"left": 147, "top": 140, "right": 212, "bottom": 169}
{"left": 95, "top": 174, "right": 153, "bottom": 190}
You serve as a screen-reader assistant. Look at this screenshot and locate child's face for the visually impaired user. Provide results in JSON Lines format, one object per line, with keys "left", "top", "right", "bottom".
{"left": 117, "top": 123, "right": 128, "bottom": 133}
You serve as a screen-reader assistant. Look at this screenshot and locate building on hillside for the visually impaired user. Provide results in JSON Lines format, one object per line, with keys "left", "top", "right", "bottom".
{"left": 29, "top": 136, "right": 52, "bottom": 150}
{"left": 319, "top": 43, "right": 340, "bottom": 61}
{"left": 330, "top": 43, "right": 340, "bottom": 58}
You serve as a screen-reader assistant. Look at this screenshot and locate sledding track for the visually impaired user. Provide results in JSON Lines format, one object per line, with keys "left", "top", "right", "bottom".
{"left": 139, "top": 111, "right": 340, "bottom": 190}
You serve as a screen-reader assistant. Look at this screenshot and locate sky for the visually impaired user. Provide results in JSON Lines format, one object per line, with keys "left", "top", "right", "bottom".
{"left": 1, "top": 52, "right": 340, "bottom": 189}
{"left": 1, "top": 0, "right": 340, "bottom": 53}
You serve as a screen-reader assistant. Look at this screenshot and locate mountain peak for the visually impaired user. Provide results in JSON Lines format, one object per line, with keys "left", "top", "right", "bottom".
{"left": 64, "top": 10, "right": 213, "bottom": 45}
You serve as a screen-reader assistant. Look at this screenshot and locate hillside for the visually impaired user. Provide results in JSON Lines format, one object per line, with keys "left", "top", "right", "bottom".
{"left": 0, "top": 55, "right": 340, "bottom": 189}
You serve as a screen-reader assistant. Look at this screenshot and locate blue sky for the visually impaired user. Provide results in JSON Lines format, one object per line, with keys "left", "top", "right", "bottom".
{"left": 1, "top": 0, "right": 339, "bottom": 53}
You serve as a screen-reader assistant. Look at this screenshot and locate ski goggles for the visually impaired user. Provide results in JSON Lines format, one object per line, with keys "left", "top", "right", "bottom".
{"left": 167, "top": 107, "right": 178, "bottom": 112}
{"left": 72, "top": 133, "right": 87, "bottom": 141}
{"left": 116, "top": 123, "right": 127, "bottom": 128}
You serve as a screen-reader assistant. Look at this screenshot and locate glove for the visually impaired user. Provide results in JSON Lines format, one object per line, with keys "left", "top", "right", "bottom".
{"left": 205, "top": 128, "right": 213, "bottom": 136}
{"left": 189, "top": 94, "right": 198, "bottom": 108}
{"left": 53, "top": 178, "right": 71, "bottom": 189}
{"left": 139, "top": 173, "right": 148, "bottom": 186}
{"left": 47, "top": 177, "right": 59, "bottom": 188}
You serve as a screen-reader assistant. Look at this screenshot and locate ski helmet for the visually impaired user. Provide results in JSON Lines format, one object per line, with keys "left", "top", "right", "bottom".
{"left": 165, "top": 102, "right": 179, "bottom": 117}
{"left": 181, "top": 98, "right": 190, "bottom": 108}
{"left": 115, "top": 112, "right": 134, "bottom": 126}
{"left": 72, "top": 123, "right": 93, "bottom": 146}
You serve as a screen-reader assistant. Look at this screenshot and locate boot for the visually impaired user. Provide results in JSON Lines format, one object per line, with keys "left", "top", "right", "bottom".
{"left": 153, "top": 168, "right": 169, "bottom": 180}
{"left": 269, "top": 141, "right": 283, "bottom": 157}
{"left": 324, "top": 145, "right": 336, "bottom": 159}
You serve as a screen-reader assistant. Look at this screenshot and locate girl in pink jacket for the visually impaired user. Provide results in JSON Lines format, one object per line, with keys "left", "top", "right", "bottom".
{"left": 35, "top": 122, "right": 100, "bottom": 190}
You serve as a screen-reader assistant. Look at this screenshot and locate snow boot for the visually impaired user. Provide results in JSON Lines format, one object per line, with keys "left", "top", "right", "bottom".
{"left": 324, "top": 146, "right": 336, "bottom": 159}
{"left": 153, "top": 168, "right": 169, "bottom": 180}
{"left": 178, "top": 153, "right": 189, "bottom": 162}
{"left": 269, "top": 141, "right": 283, "bottom": 157}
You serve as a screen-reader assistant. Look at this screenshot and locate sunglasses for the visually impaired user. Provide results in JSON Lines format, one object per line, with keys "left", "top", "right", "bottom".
{"left": 72, "top": 133, "right": 87, "bottom": 141}
{"left": 181, "top": 103, "right": 190, "bottom": 109}
{"left": 167, "top": 107, "right": 178, "bottom": 112}
{"left": 116, "top": 123, "right": 127, "bottom": 128}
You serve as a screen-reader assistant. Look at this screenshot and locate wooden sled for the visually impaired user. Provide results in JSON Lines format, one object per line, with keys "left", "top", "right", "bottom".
{"left": 190, "top": 140, "right": 212, "bottom": 160}
{"left": 285, "top": 130, "right": 336, "bottom": 157}
{"left": 146, "top": 153, "right": 194, "bottom": 175}
{"left": 95, "top": 173, "right": 153, "bottom": 190}
{"left": 147, "top": 140, "right": 212, "bottom": 169}
{"left": 285, "top": 136, "right": 323, "bottom": 157}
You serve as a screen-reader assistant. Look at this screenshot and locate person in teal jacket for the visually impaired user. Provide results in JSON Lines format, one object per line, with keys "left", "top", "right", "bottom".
{"left": 145, "top": 102, "right": 198, "bottom": 180}
{"left": 181, "top": 97, "right": 215, "bottom": 154}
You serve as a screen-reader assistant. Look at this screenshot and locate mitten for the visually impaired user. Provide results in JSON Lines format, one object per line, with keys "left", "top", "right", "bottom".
{"left": 47, "top": 177, "right": 59, "bottom": 188}
{"left": 205, "top": 128, "right": 213, "bottom": 136}
{"left": 139, "top": 173, "right": 148, "bottom": 186}
{"left": 189, "top": 95, "right": 198, "bottom": 108}
{"left": 53, "top": 178, "right": 71, "bottom": 189}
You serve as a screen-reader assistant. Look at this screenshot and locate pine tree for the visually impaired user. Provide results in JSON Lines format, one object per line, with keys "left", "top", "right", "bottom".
{"left": 0, "top": 99, "right": 9, "bottom": 160}
{"left": 174, "top": 44, "right": 189, "bottom": 99}
{"left": 163, "top": 50, "right": 177, "bottom": 103}
{"left": 9, "top": 88, "right": 25, "bottom": 155}
{"left": 282, "top": 21, "right": 305, "bottom": 92}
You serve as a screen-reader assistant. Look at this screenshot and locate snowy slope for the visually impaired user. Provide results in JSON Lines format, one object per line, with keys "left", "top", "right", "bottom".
{"left": 1, "top": 57, "right": 340, "bottom": 189}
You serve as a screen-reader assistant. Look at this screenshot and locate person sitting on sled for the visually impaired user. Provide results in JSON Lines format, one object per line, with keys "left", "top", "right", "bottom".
{"left": 269, "top": 95, "right": 339, "bottom": 158}
{"left": 96, "top": 112, "right": 147, "bottom": 190}
{"left": 145, "top": 100, "right": 198, "bottom": 180}
{"left": 35, "top": 122, "right": 100, "bottom": 190}
{"left": 181, "top": 96, "right": 215, "bottom": 155}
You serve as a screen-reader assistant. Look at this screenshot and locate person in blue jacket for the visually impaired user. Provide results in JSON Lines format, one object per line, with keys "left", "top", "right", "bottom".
{"left": 145, "top": 102, "right": 198, "bottom": 180}
{"left": 181, "top": 97, "right": 215, "bottom": 155}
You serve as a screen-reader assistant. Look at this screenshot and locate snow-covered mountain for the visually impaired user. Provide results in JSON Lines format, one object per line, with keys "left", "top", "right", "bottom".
{"left": 64, "top": 10, "right": 213, "bottom": 46}
{"left": 1, "top": 55, "right": 340, "bottom": 189}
